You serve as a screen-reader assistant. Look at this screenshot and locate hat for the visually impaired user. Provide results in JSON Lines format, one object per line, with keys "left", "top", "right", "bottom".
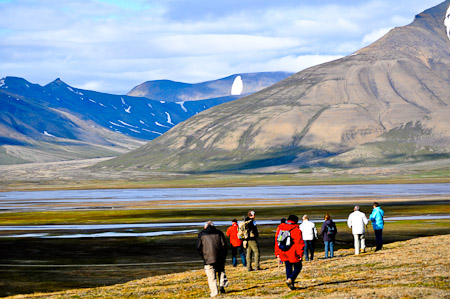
{"left": 287, "top": 215, "right": 299, "bottom": 224}
{"left": 232, "top": 219, "right": 238, "bottom": 223}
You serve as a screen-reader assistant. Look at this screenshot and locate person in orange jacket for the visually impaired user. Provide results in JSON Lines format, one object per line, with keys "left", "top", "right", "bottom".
{"left": 274, "top": 215, "right": 305, "bottom": 290}
{"left": 226, "top": 219, "right": 247, "bottom": 267}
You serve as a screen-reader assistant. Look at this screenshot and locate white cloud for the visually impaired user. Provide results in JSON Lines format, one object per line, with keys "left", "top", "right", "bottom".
{"left": 0, "top": 0, "right": 445, "bottom": 94}
{"left": 362, "top": 27, "right": 392, "bottom": 45}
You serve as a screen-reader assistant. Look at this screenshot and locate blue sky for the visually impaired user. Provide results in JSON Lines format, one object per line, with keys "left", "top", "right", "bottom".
{"left": 0, "top": 0, "right": 444, "bottom": 94}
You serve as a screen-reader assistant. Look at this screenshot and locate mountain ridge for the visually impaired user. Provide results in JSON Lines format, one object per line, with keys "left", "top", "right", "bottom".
{"left": 127, "top": 72, "right": 293, "bottom": 102}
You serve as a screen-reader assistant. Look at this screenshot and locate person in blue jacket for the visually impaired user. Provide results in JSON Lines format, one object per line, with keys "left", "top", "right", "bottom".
{"left": 369, "top": 202, "right": 384, "bottom": 251}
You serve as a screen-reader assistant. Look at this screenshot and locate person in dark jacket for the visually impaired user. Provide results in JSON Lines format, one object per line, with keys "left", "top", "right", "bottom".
{"left": 274, "top": 214, "right": 305, "bottom": 290}
{"left": 197, "top": 221, "right": 228, "bottom": 297}
{"left": 320, "top": 214, "right": 337, "bottom": 258}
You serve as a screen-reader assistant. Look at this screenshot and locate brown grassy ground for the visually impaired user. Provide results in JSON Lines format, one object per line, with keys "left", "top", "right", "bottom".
{"left": 8, "top": 234, "right": 450, "bottom": 299}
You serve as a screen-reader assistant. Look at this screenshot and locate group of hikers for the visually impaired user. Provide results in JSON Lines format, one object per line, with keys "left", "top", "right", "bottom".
{"left": 197, "top": 202, "right": 385, "bottom": 297}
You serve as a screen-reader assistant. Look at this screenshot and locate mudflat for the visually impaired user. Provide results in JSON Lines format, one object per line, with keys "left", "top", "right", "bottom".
{"left": 1, "top": 157, "right": 450, "bottom": 191}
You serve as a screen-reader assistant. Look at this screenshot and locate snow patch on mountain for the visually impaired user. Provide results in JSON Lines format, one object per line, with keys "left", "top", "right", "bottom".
{"left": 155, "top": 122, "right": 170, "bottom": 128}
{"left": 445, "top": 5, "right": 450, "bottom": 40}
{"left": 165, "top": 112, "right": 174, "bottom": 125}
{"left": 125, "top": 106, "right": 131, "bottom": 113}
{"left": 109, "top": 121, "right": 125, "bottom": 128}
{"left": 176, "top": 101, "right": 188, "bottom": 112}
{"left": 231, "top": 75, "right": 243, "bottom": 95}
{"left": 118, "top": 120, "right": 138, "bottom": 128}
{"left": 142, "top": 128, "right": 162, "bottom": 135}
{"left": 44, "top": 131, "right": 56, "bottom": 137}
{"left": 0, "top": 79, "right": 5, "bottom": 88}
{"left": 67, "top": 86, "right": 83, "bottom": 96}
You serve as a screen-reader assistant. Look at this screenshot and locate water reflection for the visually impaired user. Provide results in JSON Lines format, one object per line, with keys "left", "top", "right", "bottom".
{"left": 1, "top": 216, "right": 449, "bottom": 239}
{"left": 1, "top": 183, "right": 449, "bottom": 211}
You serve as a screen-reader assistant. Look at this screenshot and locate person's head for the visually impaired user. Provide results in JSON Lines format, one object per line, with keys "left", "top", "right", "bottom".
{"left": 302, "top": 214, "right": 309, "bottom": 221}
{"left": 354, "top": 206, "right": 360, "bottom": 211}
{"left": 248, "top": 210, "right": 256, "bottom": 219}
{"left": 232, "top": 219, "right": 238, "bottom": 224}
{"left": 204, "top": 221, "right": 214, "bottom": 229}
{"left": 287, "top": 215, "right": 298, "bottom": 224}
{"left": 324, "top": 214, "right": 331, "bottom": 220}
{"left": 373, "top": 202, "right": 379, "bottom": 208}
{"left": 445, "top": 5, "right": 450, "bottom": 41}
{"left": 280, "top": 218, "right": 286, "bottom": 224}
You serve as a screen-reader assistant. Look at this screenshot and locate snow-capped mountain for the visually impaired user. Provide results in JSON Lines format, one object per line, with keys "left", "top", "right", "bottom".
{"left": 0, "top": 77, "right": 240, "bottom": 164}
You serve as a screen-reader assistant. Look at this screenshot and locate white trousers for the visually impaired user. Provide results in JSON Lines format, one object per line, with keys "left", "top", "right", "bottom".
{"left": 353, "top": 234, "right": 366, "bottom": 255}
{"left": 204, "top": 264, "right": 228, "bottom": 297}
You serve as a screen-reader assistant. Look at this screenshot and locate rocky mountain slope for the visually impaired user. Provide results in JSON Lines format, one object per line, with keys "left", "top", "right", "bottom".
{"left": 127, "top": 72, "right": 292, "bottom": 102}
{"left": 102, "top": 1, "right": 450, "bottom": 172}
{"left": 0, "top": 78, "right": 238, "bottom": 164}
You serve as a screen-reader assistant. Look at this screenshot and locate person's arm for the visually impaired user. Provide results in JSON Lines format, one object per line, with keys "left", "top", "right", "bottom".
{"left": 296, "top": 228, "right": 305, "bottom": 258}
{"left": 369, "top": 210, "right": 375, "bottom": 221}
{"left": 197, "top": 234, "right": 204, "bottom": 259}
{"left": 274, "top": 226, "right": 281, "bottom": 256}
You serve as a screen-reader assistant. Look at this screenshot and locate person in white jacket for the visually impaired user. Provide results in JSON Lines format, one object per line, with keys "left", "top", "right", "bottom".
{"left": 347, "top": 206, "right": 369, "bottom": 255}
{"left": 299, "top": 215, "right": 318, "bottom": 261}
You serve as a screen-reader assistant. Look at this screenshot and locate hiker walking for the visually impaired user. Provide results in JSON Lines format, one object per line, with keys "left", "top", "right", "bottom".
{"left": 226, "top": 219, "right": 247, "bottom": 267}
{"left": 347, "top": 206, "right": 369, "bottom": 255}
{"left": 369, "top": 202, "right": 385, "bottom": 251}
{"left": 299, "top": 214, "right": 318, "bottom": 261}
{"left": 320, "top": 214, "right": 337, "bottom": 258}
{"left": 239, "top": 210, "right": 260, "bottom": 271}
{"left": 197, "top": 221, "right": 228, "bottom": 297}
{"left": 274, "top": 215, "right": 305, "bottom": 290}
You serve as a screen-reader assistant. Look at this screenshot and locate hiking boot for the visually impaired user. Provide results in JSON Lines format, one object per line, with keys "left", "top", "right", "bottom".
{"left": 286, "top": 278, "right": 295, "bottom": 290}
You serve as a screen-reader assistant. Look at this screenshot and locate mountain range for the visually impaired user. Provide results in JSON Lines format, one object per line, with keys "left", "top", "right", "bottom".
{"left": 0, "top": 73, "right": 290, "bottom": 164}
{"left": 127, "top": 72, "right": 293, "bottom": 102}
{"left": 101, "top": 1, "right": 450, "bottom": 173}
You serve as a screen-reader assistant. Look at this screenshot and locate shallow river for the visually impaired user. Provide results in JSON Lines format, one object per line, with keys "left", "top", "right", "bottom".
{"left": 1, "top": 183, "right": 449, "bottom": 238}
{"left": 1, "top": 183, "right": 450, "bottom": 211}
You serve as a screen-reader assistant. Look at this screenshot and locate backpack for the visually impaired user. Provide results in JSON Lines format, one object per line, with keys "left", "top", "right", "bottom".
{"left": 237, "top": 220, "right": 251, "bottom": 240}
{"left": 277, "top": 227, "right": 296, "bottom": 251}
{"left": 326, "top": 223, "right": 336, "bottom": 236}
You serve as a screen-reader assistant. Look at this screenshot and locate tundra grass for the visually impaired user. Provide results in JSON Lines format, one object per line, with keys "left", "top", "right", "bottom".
{"left": 2, "top": 200, "right": 450, "bottom": 225}
{"left": 1, "top": 222, "right": 449, "bottom": 298}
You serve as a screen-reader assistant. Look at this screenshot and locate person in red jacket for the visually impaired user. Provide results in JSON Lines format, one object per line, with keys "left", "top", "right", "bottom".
{"left": 226, "top": 219, "right": 247, "bottom": 267}
{"left": 274, "top": 214, "right": 305, "bottom": 290}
